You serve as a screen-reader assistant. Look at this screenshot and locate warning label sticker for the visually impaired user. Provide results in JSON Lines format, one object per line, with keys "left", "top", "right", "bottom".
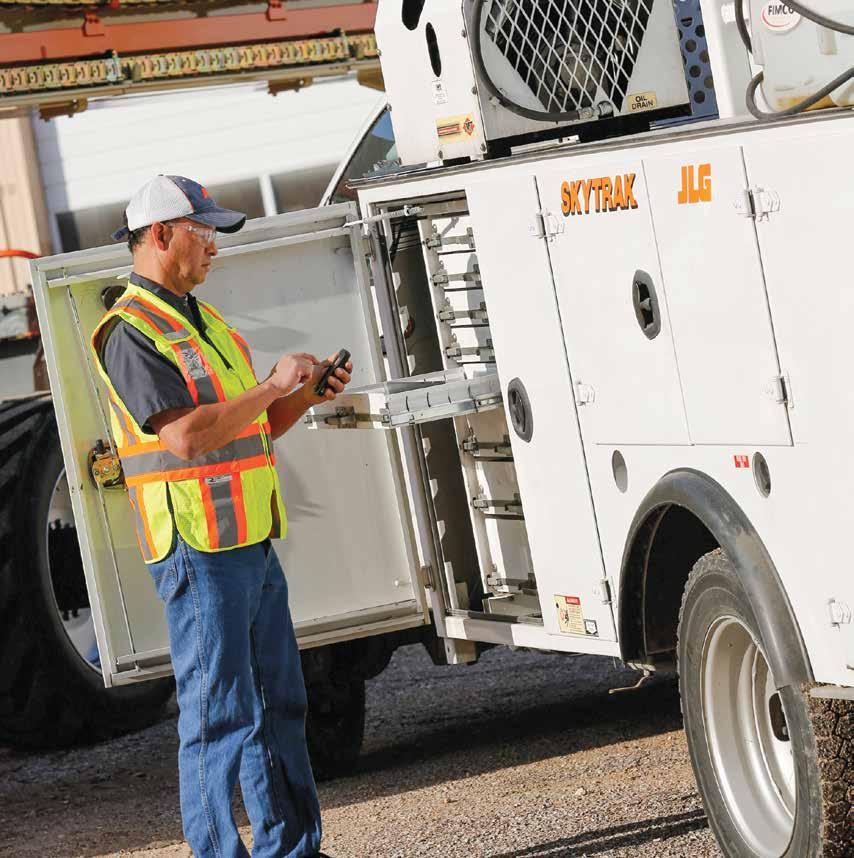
{"left": 554, "top": 595, "right": 586, "bottom": 635}
{"left": 431, "top": 79, "right": 449, "bottom": 106}
{"left": 436, "top": 114, "right": 477, "bottom": 145}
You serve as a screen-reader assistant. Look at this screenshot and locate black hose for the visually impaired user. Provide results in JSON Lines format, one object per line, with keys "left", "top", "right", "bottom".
{"left": 746, "top": 67, "right": 854, "bottom": 119}
{"left": 784, "top": 0, "right": 854, "bottom": 36}
{"left": 736, "top": 0, "right": 854, "bottom": 120}
{"left": 470, "top": 0, "right": 582, "bottom": 123}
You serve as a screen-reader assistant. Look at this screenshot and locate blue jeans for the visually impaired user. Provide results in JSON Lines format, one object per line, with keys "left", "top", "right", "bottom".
{"left": 148, "top": 537, "right": 322, "bottom": 858}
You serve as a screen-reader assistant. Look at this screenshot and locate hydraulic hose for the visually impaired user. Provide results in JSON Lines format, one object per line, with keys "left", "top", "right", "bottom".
{"left": 470, "top": 0, "right": 582, "bottom": 123}
{"left": 736, "top": 0, "right": 854, "bottom": 119}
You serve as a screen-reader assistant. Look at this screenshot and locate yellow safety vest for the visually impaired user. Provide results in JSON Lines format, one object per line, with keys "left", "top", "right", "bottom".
{"left": 91, "top": 281, "right": 287, "bottom": 563}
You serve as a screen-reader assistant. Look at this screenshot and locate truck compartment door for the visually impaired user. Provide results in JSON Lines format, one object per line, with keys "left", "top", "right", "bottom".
{"left": 644, "top": 147, "right": 792, "bottom": 446}
{"left": 466, "top": 176, "right": 617, "bottom": 643}
{"left": 535, "top": 157, "right": 690, "bottom": 447}
{"left": 30, "top": 204, "right": 428, "bottom": 688}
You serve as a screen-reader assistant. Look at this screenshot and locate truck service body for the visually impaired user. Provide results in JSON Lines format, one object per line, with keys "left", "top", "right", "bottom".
{"left": 12, "top": 0, "right": 854, "bottom": 854}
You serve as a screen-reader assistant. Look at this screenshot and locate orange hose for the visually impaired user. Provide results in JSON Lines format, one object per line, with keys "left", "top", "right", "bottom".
{"left": 0, "top": 250, "right": 39, "bottom": 259}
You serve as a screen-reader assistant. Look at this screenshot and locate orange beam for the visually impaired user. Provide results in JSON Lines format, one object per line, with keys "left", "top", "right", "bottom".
{"left": 0, "top": 2, "right": 377, "bottom": 65}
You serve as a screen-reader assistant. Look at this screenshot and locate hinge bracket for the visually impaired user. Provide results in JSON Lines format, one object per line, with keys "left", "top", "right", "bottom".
{"left": 420, "top": 564, "right": 437, "bottom": 591}
{"left": 529, "top": 210, "right": 563, "bottom": 241}
{"left": 735, "top": 187, "right": 781, "bottom": 221}
{"left": 765, "top": 373, "right": 793, "bottom": 408}
{"left": 575, "top": 381, "right": 595, "bottom": 406}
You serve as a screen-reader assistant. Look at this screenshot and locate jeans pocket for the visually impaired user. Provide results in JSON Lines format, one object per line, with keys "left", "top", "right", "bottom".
{"left": 149, "top": 555, "right": 179, "bottom": 602}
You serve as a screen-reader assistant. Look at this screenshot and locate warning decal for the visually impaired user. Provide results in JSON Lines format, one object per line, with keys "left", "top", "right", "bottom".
{"left": 436, "top": 114, "right": 477, "bottom": 145}
{"left": 554, "top": 595, "right": 586, "bottom": 635}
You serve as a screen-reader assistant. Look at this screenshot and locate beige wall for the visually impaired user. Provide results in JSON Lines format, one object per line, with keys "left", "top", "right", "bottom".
{"left": 0, "top": 117, "right": 52, "bottom": 298}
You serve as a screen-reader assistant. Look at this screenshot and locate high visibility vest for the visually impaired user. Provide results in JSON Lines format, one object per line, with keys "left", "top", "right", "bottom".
{"left": 91, "top": 281, "right": 287, "bottom": 563}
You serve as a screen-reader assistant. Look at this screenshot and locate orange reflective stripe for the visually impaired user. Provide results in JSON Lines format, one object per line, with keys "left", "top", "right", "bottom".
{"left": 199, "top": 302, "right": 225, "bottom": 323}
{"left": 117, "top": 305, "right": 166, "bottom": 341}
{"left": 231, "top": 474, "right": 248, "bottom": 545}
{"left": 120, "top": 294, "right": 184, "bottom": 334}
{"left": 129, "top": 487, "right": 157, "bottom": 561}
{"left": 199, "top": 479, "right": 220, "bottom": 550}
{"left": 230, "top": 330, "right": 253, "bottom": 370}
{"left": 120, "top": 439, "right": 163, "bottom": 458}
{"left": 125, "top": 454, "right": 271, "bottom": 487}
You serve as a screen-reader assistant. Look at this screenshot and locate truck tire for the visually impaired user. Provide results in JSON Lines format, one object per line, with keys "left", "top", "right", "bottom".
{"left": 678, "top": 548, "right": 853, "bottom": 858}
{"left": 305, "top": 677, "right": 366, "bottom": 781}
{"left": 0, "top": 396, "right": 173, "bottom": 750}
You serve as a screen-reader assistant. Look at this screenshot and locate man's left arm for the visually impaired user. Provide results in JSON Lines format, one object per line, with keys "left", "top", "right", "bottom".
{"left": 266, "top": 353, "right": 353, "bottom": 439}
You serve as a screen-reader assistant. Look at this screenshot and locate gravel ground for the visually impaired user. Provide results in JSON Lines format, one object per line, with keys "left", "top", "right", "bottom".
{"left": 0, "top": 644, "right": 720, "bottom": 858}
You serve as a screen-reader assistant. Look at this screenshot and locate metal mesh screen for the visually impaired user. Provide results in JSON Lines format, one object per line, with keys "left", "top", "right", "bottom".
{"left": 483, "top": 0, "right": 655, "bottom": 114}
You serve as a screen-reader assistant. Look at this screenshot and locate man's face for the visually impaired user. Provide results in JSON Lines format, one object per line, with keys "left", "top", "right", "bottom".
{"left": 153, "top": 218, "right": 218, "bottom": 292}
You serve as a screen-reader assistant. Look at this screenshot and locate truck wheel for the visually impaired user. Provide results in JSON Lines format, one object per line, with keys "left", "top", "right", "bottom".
{"left": 305, "top": 677, "right": 366, "bottom": 781}
{"left": 0, "top": 397, "right": 173, "bottom": 750}
{"left": 678, "top": 548, "right": 853, "bottom": 858}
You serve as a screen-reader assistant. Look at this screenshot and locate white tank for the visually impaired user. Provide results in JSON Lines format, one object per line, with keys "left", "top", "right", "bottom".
{"left": 749, "top": 1, "right": 854, "bottom": 111}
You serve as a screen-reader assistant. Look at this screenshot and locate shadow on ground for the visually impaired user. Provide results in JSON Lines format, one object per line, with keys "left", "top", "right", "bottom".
{"left": 0, "top": 646, "right": 686, "bottom": 857}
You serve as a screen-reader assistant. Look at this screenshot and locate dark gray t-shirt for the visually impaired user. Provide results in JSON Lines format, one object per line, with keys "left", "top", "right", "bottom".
{"left": 101, "top": 273, "right": 206, "bottom": 433}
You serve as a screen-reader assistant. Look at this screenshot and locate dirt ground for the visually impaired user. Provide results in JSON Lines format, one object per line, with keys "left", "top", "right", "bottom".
{"left": 0, "top": 645, "right": 720, "bottom": 858}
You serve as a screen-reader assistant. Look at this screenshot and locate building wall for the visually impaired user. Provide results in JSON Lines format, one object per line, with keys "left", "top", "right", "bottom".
{"left": 0, "top": 117, "right": 53, "bottom": 298}
{"left": 33, "top": 76, "right": 382, "bottom": 252}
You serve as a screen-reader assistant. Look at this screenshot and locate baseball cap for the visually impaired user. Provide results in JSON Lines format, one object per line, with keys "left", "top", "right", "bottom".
{"left": 111, "top": 175, "right": 246, "bottom": 241}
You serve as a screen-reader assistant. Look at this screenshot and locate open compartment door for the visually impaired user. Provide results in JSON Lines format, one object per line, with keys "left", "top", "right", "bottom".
{"left": 31, "top": 203, "right": 429, "bottom": 688}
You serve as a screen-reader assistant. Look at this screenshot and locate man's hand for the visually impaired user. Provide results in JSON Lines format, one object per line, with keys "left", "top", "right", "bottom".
{"left": 300, "top": 351, "right": 354, "bottom": 406}
{"left": 267, "top": 353, "right": 315, "bottom": 395}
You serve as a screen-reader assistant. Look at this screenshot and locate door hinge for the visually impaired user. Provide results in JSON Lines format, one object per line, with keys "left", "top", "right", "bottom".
{"left": 420, "top": 564, "right": 437, "bottom": 591}
{"left": 575, "top": 381, "right": 595, "bottom": 406}
{"left": 529, "top": 210, "right": 564, "bottom": 241}
{"left": 828, "top": 599, "right": 852, "bottom": 627}
{"left": 735, "top": 187, "right": 781, "bottom": 220}
{"left": 765, "top": 373, "right": 793, "bottom": 408}
{"left": 598, "top": 578, "right": 614, "bottom": 605}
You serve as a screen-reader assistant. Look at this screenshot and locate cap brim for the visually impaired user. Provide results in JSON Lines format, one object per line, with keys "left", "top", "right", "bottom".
{"left": 187, "top": 206, "right": 246, "bottom": 233}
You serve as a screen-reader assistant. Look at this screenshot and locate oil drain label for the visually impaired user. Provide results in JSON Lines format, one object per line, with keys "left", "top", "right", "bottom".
{"left": 555, "top": 595, "right": 586, "bottom": 635}
{"left": 627, "top": 91, "right": 658, "bottom": 112}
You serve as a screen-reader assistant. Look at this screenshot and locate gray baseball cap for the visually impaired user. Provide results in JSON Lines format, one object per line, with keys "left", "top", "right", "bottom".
{"left": 112, "top": 175, "right": 246, "bottom": 241}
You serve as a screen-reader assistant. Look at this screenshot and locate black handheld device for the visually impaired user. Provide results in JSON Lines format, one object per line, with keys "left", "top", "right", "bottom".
{"left": 314, "top": 349, "right": 351, "bottom": 398}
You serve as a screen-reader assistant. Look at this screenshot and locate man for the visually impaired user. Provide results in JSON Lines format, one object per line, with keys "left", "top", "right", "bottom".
{"left": 91, "top": 175, "right": 350, "bottom": 858}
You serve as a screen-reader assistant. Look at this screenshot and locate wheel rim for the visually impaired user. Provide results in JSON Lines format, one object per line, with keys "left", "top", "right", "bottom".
{"left": 701, "top": 616, "right": 796, "bottom": 857}
{"left": 46, "top": 468, "right": 100, "bottom": 673}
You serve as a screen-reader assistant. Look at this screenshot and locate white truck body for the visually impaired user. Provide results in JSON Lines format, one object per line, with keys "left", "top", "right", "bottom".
{"left": 31, "top": 107, "right": 854, "bottom": 692}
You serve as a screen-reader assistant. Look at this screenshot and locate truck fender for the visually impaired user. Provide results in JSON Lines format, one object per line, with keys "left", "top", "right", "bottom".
{"left": 618, "top": 468, "right": 813, "bottom": 689}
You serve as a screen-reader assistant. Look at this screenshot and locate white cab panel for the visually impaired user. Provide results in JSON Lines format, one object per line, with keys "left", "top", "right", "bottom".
{"left": 31, "top": 204, "right": 427, "bottom": 687}
{"left": 467, "top": 175, "right": 616, "bottom": 642}
{"left": 645, "top": 146, "right": 792, "bottom": 446}
{"left": 537, "top": 157, "right": 690, "bottom": 446}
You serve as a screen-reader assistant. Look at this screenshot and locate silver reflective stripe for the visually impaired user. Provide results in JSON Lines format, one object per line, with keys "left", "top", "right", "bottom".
{"left": 111, "top": 402, "right": 136, "bottom": 443}
{"left": 206, "top": 476, "right": 239, "bottom": 546}
{"left": 174, "top": 341, "right": 219, "bottom": 405}
{"left": 121, "top": 434, "right": 268, "bottom": 479}
{"left": 119, "top": 298, "right": 189, "bottom": 339}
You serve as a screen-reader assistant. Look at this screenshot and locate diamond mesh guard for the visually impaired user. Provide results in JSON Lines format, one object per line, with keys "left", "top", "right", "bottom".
{"left": 483, "top": 0, "right": 655, "bottom": 114}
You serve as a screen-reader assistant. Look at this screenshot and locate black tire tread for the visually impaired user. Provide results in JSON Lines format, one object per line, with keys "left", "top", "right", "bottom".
{"left": 808, "top": 691, "right": 854, "bottom": 857}
{"left": 679, "top": 548, "right": 854, "bottom": 858}
{"left": 0, "top": 395, "right": 173, "bottom": 750}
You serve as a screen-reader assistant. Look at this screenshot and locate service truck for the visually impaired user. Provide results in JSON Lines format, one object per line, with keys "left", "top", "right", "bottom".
{"left": 23, "top": 0, "right": 854, "bottom": 855}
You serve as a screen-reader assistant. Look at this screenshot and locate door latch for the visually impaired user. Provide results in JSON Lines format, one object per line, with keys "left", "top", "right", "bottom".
{"left": 88, "top": 440, "right": 123, "bottom": 488}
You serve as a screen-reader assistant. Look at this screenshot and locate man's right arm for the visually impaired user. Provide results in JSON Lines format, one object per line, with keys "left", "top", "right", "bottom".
{"left": 150, "top": 353, "right": 314, "bottom": 460}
